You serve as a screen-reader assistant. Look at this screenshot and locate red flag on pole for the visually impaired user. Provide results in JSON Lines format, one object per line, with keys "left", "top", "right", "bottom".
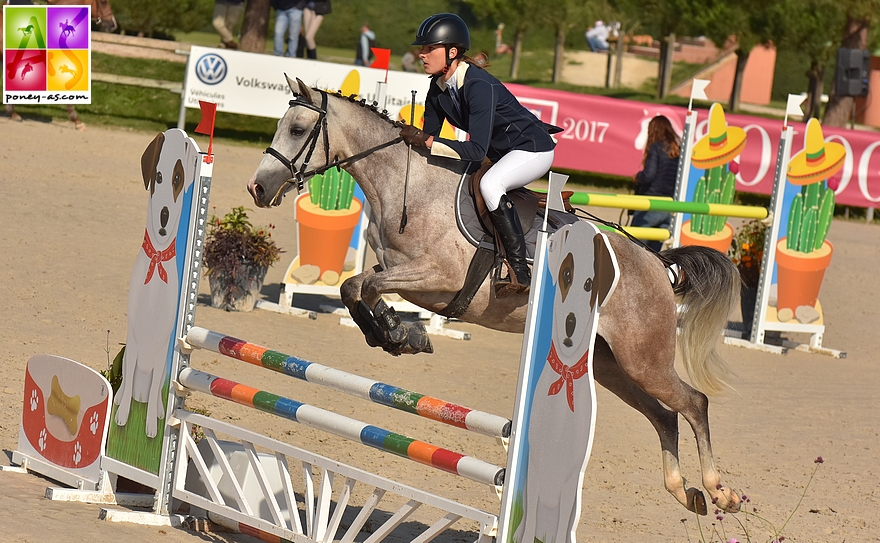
{"left": 370, "top": 48, "right": 391, "bottom": 82}
{"left": 194, "top": 100, "right": 217, "bottom": 163}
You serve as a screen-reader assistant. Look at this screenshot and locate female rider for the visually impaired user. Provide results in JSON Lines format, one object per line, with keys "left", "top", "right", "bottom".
{"left": 398, "top": 13, "right": 556, "bottom": 296}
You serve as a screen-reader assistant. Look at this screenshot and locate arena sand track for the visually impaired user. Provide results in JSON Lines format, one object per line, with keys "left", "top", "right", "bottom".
{"left": 1, "top": 117, "right": 878, "bottom": 543}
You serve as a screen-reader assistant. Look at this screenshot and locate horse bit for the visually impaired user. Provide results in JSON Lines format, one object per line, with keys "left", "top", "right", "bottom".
{"left": 264, "top": 91, "right": 403, "bottom": 207}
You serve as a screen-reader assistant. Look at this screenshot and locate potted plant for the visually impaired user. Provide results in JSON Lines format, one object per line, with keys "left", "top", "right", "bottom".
{"left": 729, "top": 218, "right": 769, "bottom": 331}
{"left": 775, "top": 118, "right": 844, "bottom": 321}
{"left": 681, "top": 103, "right": 746, "bottom": 252}
{"left": 295, "top": 168, "right": 362, "bottom": 281}
{"left": 204, "top": 206, "right": 283, "bottom": 312}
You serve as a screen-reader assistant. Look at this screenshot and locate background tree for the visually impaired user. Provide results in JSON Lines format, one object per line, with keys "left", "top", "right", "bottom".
{"left": 112, "top": 0, "right": 213, "bottom": 38}
{"left": 823, "top": 0, "right": 880, "bottom": 127}
{"left": 240, "top": 0, "right": 271, "bottom": 53}
{"left": 539, "top": 0, "right": 595, "bottom": 83}
{"left": 776, "top": 0, "right": 845, "bottom": 119}
{"left": 463, "top": 0, "right": 539, "bottom": 79}
{"left": 623, "top": 0, "right": 693, "bottom": 98}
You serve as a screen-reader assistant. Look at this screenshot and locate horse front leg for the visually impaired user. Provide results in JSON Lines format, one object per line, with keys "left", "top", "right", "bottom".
{"left": 340, "top": 265, "right": 383, "bottom": 349}
{"left": 592, "top": 337, "right": 708, "bottom": 515}
{"left": 339, "top": 263, "right": 433, "bottom": 356}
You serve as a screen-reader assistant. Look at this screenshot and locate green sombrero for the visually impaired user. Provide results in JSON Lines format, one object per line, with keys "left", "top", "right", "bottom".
{"left": 787, "top": 118, "right": 845, "bottom": 185}
{"left": 692, "top": 103, "right": 746, "bottom": 169}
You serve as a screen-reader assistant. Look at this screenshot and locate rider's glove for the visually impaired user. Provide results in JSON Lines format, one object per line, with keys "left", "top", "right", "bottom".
{"left": 399, "top": 125, "right": 429, "bottom": 148}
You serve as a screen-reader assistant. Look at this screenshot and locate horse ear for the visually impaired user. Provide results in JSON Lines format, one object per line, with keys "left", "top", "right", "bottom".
{"left": 141, "top": 132, "right": 164, "bottom": 191}
{"left": 296, "top": 78, "right": 314, "bottom": 104}
{"left": 285, "top": 74, "right": 298, "bottom": 95}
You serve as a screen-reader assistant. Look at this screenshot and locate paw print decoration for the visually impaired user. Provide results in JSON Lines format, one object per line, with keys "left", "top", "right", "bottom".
{"left": 38, "top": 428, "right": 47, "bottom": 451}
{"left": 89, "top": 412, "right": 99, "bottom": 435}
{"left": 30, "top": 389, "right": 39, "bottom": 411}
{"left": 73, "top": 442, "right": 82, "bottom": 465}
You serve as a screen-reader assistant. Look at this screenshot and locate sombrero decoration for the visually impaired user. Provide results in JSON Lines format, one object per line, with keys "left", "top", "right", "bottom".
{"left": 692, "top": 103, "right": 747, "bottom": 169}
{"left": 787, "top": 118, "right": 846, "bottom": 185}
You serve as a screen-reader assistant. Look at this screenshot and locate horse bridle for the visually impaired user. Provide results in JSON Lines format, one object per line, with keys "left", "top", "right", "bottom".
{"left": 264, "top": 91, "right": 404, "bottom": 207}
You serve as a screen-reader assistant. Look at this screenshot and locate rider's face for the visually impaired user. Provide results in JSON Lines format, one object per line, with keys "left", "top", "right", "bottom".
{"left": 419, "top": 44, "right": 454, "bottom": 76}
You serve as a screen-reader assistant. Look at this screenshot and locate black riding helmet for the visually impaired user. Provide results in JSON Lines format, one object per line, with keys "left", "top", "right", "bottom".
{"left": 412, "top": 13, "right": 470, "bottom": 53}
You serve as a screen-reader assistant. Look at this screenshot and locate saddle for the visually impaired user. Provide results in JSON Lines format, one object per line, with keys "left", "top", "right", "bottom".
{"left": 440, "top": 160, "right": 579, "bottom": 318}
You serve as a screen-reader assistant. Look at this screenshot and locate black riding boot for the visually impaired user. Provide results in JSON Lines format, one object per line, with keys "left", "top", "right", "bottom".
{"left": 489, "top": 194, "right": 531, "bottom": 297}
{"left": 307, "top": 48, "right": 317, "bottom": 59}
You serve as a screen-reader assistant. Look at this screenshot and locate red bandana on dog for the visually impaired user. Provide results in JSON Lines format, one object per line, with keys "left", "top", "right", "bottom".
{"left": 546, "top": 341, "right": 590, "bottom": 412}
{"left": 142, "top": 229, "right": 176, "bottom": 284}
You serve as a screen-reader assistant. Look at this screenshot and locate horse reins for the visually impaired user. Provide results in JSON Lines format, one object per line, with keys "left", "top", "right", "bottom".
{"left": 264, "top": 92, "right": 403, "bottom": 207}
{"left": 571, "top": 208, "right": 681, "bottom": 288}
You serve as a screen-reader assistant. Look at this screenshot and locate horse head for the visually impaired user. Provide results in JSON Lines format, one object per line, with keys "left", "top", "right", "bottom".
{"left": 248, "top": 75, "right": 405, "bottom": 209}
{"left": 248, "top": 76, "right": 331, "bottom": 207}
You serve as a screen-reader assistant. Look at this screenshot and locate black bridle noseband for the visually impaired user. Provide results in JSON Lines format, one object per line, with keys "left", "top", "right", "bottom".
{"left": 264, "top": 90, "right": 403, "bottom": 207}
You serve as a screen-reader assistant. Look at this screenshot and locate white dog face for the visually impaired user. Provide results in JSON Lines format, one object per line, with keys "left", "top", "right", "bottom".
{"left": 547, "top": 224, "right": 617, "bottom": 363}
{"left": 140, "top": 130, "right": 193, "bottom": 250}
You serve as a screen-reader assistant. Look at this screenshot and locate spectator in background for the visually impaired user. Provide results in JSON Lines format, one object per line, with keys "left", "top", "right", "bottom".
{"left": 401, "top": 48, "right": 420, "bottom": 72}
{"left": 494, "top": 23, "right": 512, "bottom": 55}
{"left": 272, "top": 0, "right": 305, "bottom": 57}
{"left": 302, "top": 0, "right": 330, "bottom": 59}
{"left": 631, "top": 115, "right": 681, "bottom": 251}
{"left": 354, "top": 23, "right": 375, "bottom": 66}
{"left": 212, "top": 0, "right": 245, "bottom": 49}
{"left": 585, "top": 20, "right": 609, "bottom": 52}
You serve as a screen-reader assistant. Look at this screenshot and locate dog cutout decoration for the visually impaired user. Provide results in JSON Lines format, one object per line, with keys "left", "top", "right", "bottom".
{"left": 513, "top": 221, "right": 619, "bottom": 543}
{"left": 114, "top": 129, "right": 198, "bottom": 438}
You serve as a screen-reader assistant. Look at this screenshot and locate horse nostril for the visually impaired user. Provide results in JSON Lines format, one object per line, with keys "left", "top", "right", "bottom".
{"left": 160, "top": 206, "right": 169, "bottom": 228}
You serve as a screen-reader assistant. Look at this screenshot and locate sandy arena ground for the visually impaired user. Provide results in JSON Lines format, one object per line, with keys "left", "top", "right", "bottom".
{"left": 1, "top": 117, "right": 878, "bottom": 543}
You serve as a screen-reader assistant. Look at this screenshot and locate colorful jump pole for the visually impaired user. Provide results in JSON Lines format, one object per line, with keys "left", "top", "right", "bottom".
{"left": 567, "top": 192, "right": 768, "bottom": 219}
{"left": 184, "top": 327, "right": 511, "bottom": 438}
{"left": 177, "top": 367, "right": 506, "bottom": 487}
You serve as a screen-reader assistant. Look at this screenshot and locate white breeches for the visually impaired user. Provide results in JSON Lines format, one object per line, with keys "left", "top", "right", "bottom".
{"left": 480, "top": 149, "right": 555, "bottom": 211}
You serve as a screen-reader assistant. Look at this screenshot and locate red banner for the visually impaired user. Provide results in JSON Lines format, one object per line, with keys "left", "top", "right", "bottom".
{"left": 507, "top": 84, "right": 880, "bottom": 209}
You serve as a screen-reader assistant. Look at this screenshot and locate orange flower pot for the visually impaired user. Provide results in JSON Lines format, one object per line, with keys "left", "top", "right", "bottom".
{"left": 775, "top": 239, "right": 833, "bottom": 312}
{"left": 679, "top": 220, "right": 734, "bottom": 254}
{"left": 295, "top": 194, "right": 362, "bottom": 275}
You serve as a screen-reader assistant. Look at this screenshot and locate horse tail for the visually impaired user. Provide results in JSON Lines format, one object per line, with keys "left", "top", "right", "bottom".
{"left": 663, "top": 245, "right": 739, "bottom": 396}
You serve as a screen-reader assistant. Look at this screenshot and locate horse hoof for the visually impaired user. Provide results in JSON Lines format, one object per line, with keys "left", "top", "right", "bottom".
{"left": 407, "top": 322, "right": 433, "bottom": 354}
{"left": 685, "top": 488, "right": 708, "bottom": 515}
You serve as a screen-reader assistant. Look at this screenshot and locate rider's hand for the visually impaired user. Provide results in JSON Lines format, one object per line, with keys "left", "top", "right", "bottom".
{"left": 400, "top": 125, "right": 429, "bottom": 148}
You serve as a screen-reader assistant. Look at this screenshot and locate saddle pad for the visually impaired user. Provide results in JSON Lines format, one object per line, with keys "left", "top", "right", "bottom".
{"left": 454, "top": 172, "right": 579, "bottom": 260}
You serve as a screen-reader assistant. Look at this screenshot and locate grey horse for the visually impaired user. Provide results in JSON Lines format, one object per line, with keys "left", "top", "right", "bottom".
{"left": 247, "top": 76, "right": 742, "bottom": 515}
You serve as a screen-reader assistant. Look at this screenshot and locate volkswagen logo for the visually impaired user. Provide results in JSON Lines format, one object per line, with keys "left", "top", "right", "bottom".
{"left": 195, "top": 53, "right": 227, "bottom": 85}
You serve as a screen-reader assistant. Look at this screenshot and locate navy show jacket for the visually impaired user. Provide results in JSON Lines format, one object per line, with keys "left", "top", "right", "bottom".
{"left": 423, "top": 62, "right": 556, "bottom": 163}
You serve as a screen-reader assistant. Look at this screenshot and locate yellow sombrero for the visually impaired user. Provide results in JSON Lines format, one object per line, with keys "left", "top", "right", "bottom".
{"left": 692, "top": 103, "right": 747, "bottom": 169}
{"left": 787, "top": 118, "right": 845, "bottom": 185}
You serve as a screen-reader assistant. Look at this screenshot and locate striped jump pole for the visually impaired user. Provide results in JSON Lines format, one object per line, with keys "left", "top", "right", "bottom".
{"left": 177, "top": 367, "right": 506, "bottom": 487}
{"left": 568, "top": 192, "right": 768, "bottom": 219}
{"left": 597, "top": 224, "right": 669, "bottom": 241}
{"left": 184, "top": 327, "right": 511, "bottom": 439}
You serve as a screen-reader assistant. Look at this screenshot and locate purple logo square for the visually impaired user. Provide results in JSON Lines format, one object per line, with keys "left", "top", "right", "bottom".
{"left": 47, "top": 6, "right": 89, "bottom": 49}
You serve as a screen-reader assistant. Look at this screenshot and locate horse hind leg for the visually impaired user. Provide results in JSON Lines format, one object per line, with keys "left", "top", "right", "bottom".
{"left": 593, "top": 337, "right": 708, "bottom": 515}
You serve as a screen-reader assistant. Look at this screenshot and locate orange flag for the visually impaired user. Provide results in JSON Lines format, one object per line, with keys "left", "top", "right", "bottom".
{"left": 370, "top": 48, "right": 391, "bottom": 71}
{"left": 194, "top": 100, "right": 217, "bottom": 162}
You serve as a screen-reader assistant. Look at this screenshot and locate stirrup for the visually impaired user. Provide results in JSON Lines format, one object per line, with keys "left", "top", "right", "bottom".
{"left": 493, "top": 260, "right": 530, "bottom": 298}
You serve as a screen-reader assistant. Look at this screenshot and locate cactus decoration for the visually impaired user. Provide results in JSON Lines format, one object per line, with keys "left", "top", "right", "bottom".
{"left": 690, "top": 164, "right": 736, "bottom": 235}
{"left": 307, "top": 167, "right": 357, "bottom": 211}
{"left": 785, "top": 118, "right": 845, "bottom": 254}
{"left": 690, "top": 103, "right": 747, "bottom": 235}
{"left": 785, "top": 180, "right": 835, "bottom": 253}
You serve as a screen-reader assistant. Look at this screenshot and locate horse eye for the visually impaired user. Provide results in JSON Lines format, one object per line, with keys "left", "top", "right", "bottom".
{"left": 584, "top": 277, "right": 593, "bottom": 292}
{"left": 155, "top": 171, "right": 163, "bottom": 184}
{"left": 290, "top": 126, "right": 305, "bottom": 137}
